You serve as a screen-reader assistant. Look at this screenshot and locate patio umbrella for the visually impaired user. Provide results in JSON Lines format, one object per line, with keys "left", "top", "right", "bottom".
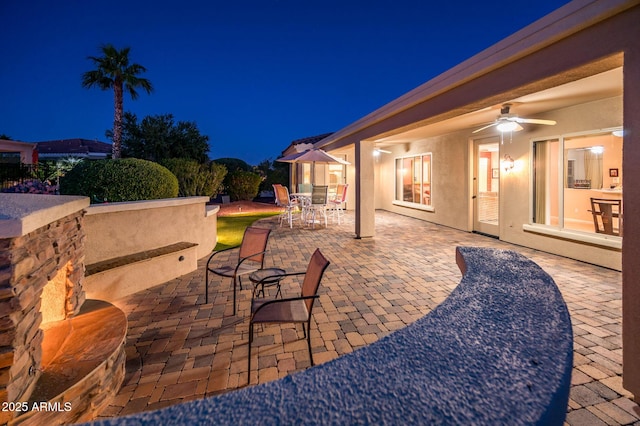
{"left": 277, "top": 148, "right": 350, "bottom": 165}
{"left": 277, "top": 148, "right": 350, "bottom": 185}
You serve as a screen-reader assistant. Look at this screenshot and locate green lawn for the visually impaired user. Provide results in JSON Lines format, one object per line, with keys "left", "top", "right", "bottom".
{"left": 215, "top": 212, "right": 279, "bottom": 251}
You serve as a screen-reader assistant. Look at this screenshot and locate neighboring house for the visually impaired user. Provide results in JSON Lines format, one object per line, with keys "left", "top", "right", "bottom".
{"left": 36, "top": 138, "right": 111, "bottom": 160}
{"left": 0, "top": 139, "right": 37, "bottom": 164}
{"left": 281, "top": 132, "right": 334, "bottom": 154}
{"left": 281, "top": 1, "right": 640, "bottom": 399}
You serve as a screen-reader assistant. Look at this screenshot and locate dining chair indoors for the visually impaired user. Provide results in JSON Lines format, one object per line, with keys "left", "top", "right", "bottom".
{"left": 589, "top": 197, "right": 623, "bottom": 236}
{"left": 205, "top": 226, "right": 271, "bottom": 315}
{"left": 247, "top": 248, "right": 330, "bottom": 380}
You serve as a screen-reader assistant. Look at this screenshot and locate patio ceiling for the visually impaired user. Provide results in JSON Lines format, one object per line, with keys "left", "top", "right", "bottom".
{"left": 372, "top": 66, "right": 623, "bottom": 146}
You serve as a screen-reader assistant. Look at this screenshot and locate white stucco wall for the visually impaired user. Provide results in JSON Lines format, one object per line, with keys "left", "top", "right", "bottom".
{"left": 83, "top": 197, "right": 218, "bottom": 264}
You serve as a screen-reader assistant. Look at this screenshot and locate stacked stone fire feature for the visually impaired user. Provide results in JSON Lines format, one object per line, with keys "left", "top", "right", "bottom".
{"left": 0, "top": 193, "right": 126, "bottom": 425}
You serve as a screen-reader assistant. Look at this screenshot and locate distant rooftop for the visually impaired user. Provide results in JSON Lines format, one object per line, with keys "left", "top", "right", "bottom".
{"left": 281, "top": 132, "right": 333, "bottom": 156}
{"left": 290, "top": 132, "right": 333, "bottom": 145}
{"left": 36, "top": 138, "right": 111, "bottom": 159}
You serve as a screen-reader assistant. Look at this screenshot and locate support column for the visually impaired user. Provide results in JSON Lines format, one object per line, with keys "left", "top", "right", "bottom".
{"left": 623, "top": 43, "right": 640, "bottom": 402}
{"left": 289, "top": 163, "right": 296, "bottom": 191}
{"left": 355, "top": 140, "right": 375, "bottom": 238}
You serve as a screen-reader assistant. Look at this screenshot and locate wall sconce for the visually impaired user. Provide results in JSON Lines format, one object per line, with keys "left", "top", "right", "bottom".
{"left": 503, "top": 154, "right": 515, "bottom": 173}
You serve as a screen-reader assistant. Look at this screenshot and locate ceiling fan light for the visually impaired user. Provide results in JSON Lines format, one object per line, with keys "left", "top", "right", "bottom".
{"left": 496, "top": 121, "right": 522, "bottom": 132}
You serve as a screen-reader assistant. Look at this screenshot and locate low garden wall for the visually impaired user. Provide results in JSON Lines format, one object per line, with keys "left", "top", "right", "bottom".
{"left": 91, "top": 246, "right": 573, "bottom": 425}
{"left": 83, "top": 197, "right": 218, "bottom": 301}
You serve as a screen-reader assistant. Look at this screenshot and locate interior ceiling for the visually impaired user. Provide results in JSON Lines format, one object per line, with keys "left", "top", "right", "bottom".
{"left": 373, "top": 67, "right": 623, "bottom": 146}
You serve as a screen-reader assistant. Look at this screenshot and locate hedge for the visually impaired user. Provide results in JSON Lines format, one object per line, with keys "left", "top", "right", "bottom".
{"left": 60, "top": 158, "right": 179, "bottom": 203}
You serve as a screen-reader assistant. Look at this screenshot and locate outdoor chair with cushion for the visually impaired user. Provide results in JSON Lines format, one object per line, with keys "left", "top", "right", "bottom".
{"left": 273, "top": 184, "right": 300, "bottom": 228}
{"left": 328, "top": 183, "right": 348, "bottom": 224}
{"left": 248, "top": 248, "right": 330, "bottom": 380}
{"left": 205, "top": 226, "right": 271, "bottom": 315}
{"left": 303, "top": 185, "right": 329, "bottom": 228}
{"left": 297, "top": 183, "right": 312, "bottom": 194}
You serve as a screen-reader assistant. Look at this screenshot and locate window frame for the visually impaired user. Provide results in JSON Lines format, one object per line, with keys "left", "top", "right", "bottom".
{"left": 392, "top": 152, "right": 434, "bottom": 212}
{"left": 524, "top": 128, "right": 623, "bottom": 249}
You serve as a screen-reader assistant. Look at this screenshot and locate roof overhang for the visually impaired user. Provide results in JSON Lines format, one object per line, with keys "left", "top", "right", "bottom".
{"left": 314, "top": 0, "right": 636, "bottom": 151}
{"left": 0, "top": 139, "right": 36, "bottom": 152}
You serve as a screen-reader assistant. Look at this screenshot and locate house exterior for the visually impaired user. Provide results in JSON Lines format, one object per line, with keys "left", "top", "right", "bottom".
{"left": 282, "top": 0, "right": 640, "bottom": 401}
{"left": 0, "top": 138, "right": 111, "bottom": 164}
{"left": 0, "top": 139, "right": 37, "bottom": 164}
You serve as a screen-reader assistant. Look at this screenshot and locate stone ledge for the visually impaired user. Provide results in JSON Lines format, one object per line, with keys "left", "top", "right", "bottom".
{"left": 0, "top": 194, "right": 88, "bottom": 239}
{"left": 90, "top": 246, "right": 574, "bottom": 425}
{"left": 10, "top": 300, "right": 127, "bottom": 425}
{"left": 84, "top": 196, "right": 210, "bottom": 216}
{"left": 85, "top": 242, "right": 198, "bottom": 276}
{"left": 84, "top": 243, "right": 198, "bottom": 302}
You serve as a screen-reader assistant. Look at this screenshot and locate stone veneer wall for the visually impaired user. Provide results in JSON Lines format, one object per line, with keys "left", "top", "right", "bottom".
{"left": 0, "top": 210, "right": 85, "bottom": 424}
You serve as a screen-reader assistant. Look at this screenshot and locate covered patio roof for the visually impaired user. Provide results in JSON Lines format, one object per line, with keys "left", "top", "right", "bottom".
{"left": 312, "top": 0, "right": 632, "bottom": 152}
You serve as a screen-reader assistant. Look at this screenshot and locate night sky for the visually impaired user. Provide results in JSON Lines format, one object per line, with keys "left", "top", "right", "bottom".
{"left": 1, "top": 0, "right": 569, "bottom": 165}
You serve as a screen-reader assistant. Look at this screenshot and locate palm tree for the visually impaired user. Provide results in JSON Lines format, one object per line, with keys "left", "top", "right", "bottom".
{"left": 82, "top": 44, "right": 153, "bottom": 159}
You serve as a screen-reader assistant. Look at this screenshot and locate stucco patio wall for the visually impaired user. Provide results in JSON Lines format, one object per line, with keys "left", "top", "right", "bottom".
{"left": 82, "top": 197, "right": 218, "bottom": 301}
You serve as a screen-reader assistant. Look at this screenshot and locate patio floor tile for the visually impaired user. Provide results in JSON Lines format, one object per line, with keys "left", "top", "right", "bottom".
{"left": 96, "top": 210, "right": 639, "bottom": 424}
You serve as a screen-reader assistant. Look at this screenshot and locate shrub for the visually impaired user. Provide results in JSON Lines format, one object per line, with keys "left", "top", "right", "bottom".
{"left": 60, "top": 158, "right": 178, "bottom": 203}
{"left": 160, "top": 158, "right": 227, "bottom": 197}
{"left": 227, "top": 170, "right": 262, "bottom": 201}
{"left": 213, "top": 157, "right": 252, "bottom": 196}
{"left": 255, "top": 158, "right": 289, "bottom": 193}
{"left": 1, "top": 179, "right": 57, "bottom": 194}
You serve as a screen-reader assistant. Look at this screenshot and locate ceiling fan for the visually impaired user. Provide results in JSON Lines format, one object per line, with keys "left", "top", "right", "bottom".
{"left": 472, "top": 104, "right": 557, "bottom": 134}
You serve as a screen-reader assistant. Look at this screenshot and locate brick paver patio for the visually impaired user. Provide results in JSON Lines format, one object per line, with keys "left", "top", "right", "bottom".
{"left": 95, "top": 210, "right": 639, "bottom": 425}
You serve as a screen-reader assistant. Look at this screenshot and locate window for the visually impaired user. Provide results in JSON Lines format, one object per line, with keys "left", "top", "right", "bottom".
{"left": 302, "top": 163, "right": 311, "bottom": 184}
{"left": 394, "top": 153, "right": 432, "bottom": 209}
{"left": 0, "top": 152, "right": 21, "bottom": 163}
{"left": 532, "top": 131, "right": 622, "bottom": 237}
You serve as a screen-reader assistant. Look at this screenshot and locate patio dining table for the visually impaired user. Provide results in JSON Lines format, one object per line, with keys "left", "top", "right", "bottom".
{"left": 290, "top": 192, "right": 326, "bottom": 228}
{"left": 290, "top": 192, "right": 311, "bottom": 200}
{"left": 290, "top": 193, "right": 312, "bottom": 212}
